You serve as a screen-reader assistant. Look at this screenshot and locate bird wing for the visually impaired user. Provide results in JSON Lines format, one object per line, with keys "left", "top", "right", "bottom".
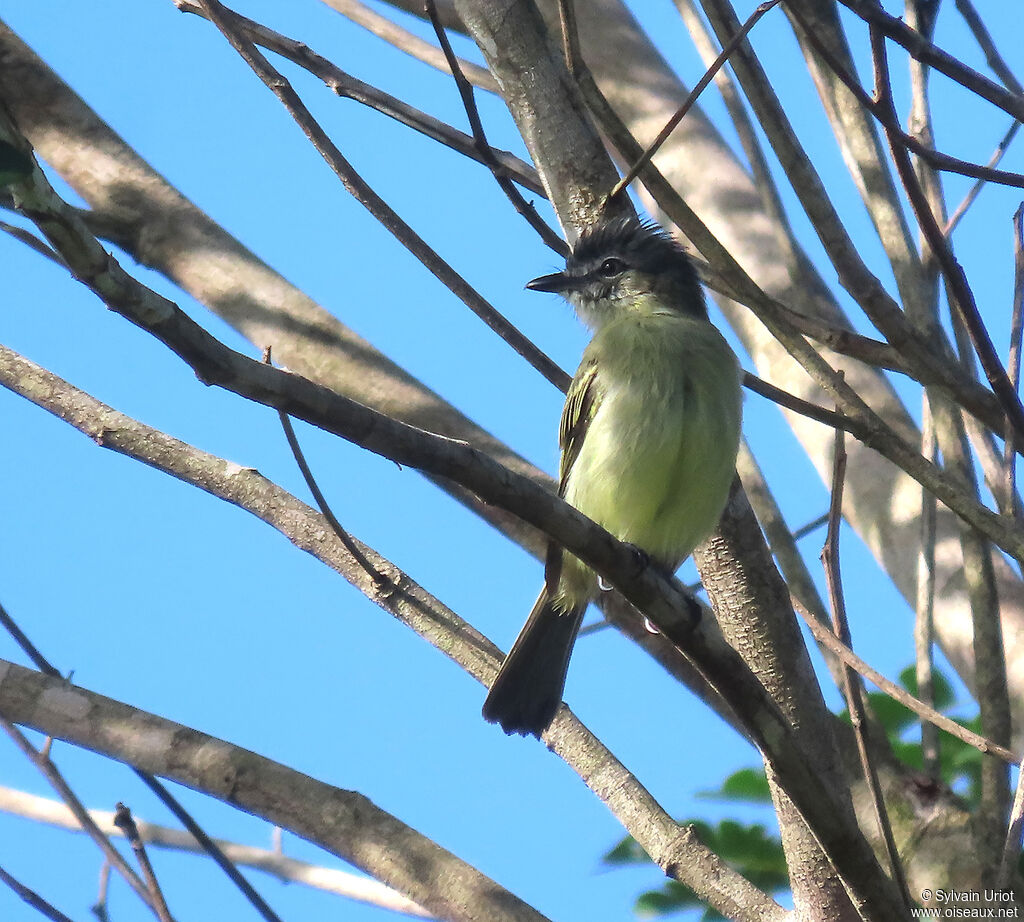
{"left": 543, "top": 357, "right": 602, "bottom": 592}
{"left": 558, "top": 357, "right": 602, "bottom": 498}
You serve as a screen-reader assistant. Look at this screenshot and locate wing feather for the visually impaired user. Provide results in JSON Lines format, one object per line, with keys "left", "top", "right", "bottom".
{"left": 558, "top": 358, "right": 602, "bottom": 497}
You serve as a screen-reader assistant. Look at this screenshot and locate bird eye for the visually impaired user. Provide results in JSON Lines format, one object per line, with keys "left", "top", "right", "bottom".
{"left": 598, "top": 257, "right": 625, "bottom": 278}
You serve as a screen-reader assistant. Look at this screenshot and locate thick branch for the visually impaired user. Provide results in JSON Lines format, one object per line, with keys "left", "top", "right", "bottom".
{"left": 0, "top": 662, "right": 550, "bottom": 922}
{"left": 0, "top": 345, "right": 783, "bottom": 922}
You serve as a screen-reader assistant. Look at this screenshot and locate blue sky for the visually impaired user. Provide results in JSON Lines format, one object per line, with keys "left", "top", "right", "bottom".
{"left": 1, "top": 1, "right": 1022, "bottom": 920}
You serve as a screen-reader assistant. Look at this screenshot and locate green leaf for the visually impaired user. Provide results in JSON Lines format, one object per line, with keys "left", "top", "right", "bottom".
{"left": 863, "top": 690, "right": 916, "bottom": 734}
{"left": 618, "top": 819, "right": 788, "bottom": 917}
{"left": 604, "top": 835, "right": 655, "bottom": 866}
{"left": 635, "top": 882, "right": 705, "bottom": 917}
{"left": 898, "top": 665, "right": 955, "bottom": 711}
{"left": 697, "top": 768, "right": 773, "bottom": 804}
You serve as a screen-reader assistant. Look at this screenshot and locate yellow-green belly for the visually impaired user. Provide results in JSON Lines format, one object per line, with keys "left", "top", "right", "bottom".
{"left": 555, "top": 312, "right": 742, "bottom": 606}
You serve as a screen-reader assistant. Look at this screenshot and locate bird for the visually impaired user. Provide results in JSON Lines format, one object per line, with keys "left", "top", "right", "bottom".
{"left": 481, "top": 216, "right": 743, "bottom": 737}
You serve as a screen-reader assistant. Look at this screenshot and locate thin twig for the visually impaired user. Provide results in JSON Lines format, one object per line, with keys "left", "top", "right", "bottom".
{"left": 943, "top": 121, "right": 1021, "bottom": 237}
{"left": 1006, "top": 204, "right": 1024, "bottom": 518}
{"left": 835, "top": 0, "right": 1024, "bottom": 124}
{"left": 0, "top": 219, "right": 65, "bottom": 265}
{"left": 609, "top": 0, "right": 782, "bottom": 201}
{"left": 0, "top": 785, "right": 432, "bottom": 916}
{"left": 554, "top": 0, "right": 582, "bottom": 79}
{"left": 422, "top": 0, "right": 566, "bottom": 254}
{"left": 793, "top": 513, "right": 829, "bottom": 541}
{"left": 792, "top": 597, "right": 1019, "bottom": 765}
{"left": 188, "top": 0, "right": 571, "bottom": 393}
{"left": 953, "top": 0, "right": 1024, "bottom": 96}
{"left": 317, "top": 0, "right": 497, "bottom": 92}
{"left": 963, "top": 414, "right": 1024, "bottom": 521}
{"left": 0, "top": 717, "right": 156, "bottom": 914}
{"left": 674, "top": 0, "right": 795, "bottom": 246}
{"left": 867, "top": 26, "right": 1024, "bottom": 449}
{"left": 0, "top": 864, "right": 77, "bottom": 922}
{"left": 789, "top": 7, "right": 1024, "bottom": 193}
{"left": 998, "top": 759, "right": 1024, "bottom": 888}
{"left": 0, "top": 603, "right": 286, "bottom": 922}
{"left": 915, "top": 399, "right": 940, "bottom": 776}
{"left": 576, "top": 618, "right": 610, "bottom": 638}
{"left": 173, "top": 0, "right": 540, "bottom": 193}
{"left": 742, "top": 371, "right": 856, "bottom": 434}
{"left": 820, "top": 425, "right": 912, "bottom": 911}
{"left": 113, "top": 805, "right": 174, "bottom": 922}
{"left": 91, "top": 863, "right": 111, "bottom": 922}
{"left": 264, "top": 348, "right": 389, "bottom": 588}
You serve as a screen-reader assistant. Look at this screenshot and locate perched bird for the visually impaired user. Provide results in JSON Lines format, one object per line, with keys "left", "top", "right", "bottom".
{"left": 482, "top": 216, "right": 743, "bottom": 737}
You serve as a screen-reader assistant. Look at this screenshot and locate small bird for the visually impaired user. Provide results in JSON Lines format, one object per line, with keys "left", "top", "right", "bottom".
{"left": 482, "top": 216, "right": 743, "bottom": 737}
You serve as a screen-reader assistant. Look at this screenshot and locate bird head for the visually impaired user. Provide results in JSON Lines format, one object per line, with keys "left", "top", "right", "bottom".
{"left": 526, "top": 217, "right": 706, "bottom": 328}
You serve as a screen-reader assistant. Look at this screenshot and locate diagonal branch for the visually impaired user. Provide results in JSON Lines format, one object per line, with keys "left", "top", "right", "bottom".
{"left": 320, "top": 0, "right": 495, "bottom": 91}
{"left": 821, "top": 428, "right": 911, "bottom": 911}
{"left": 864, "top": 28, "right": 1024, "bottom": 460}
{"left": 113, "top": 805, "right": 174, "bottom": 922}
{"left": 0, "top": 346, "right": 784, "bottom": 922}
{"left": 0, "top": 660, "right": 554, "bottom": 922}
{"left": 423, "top": 0, "right": 565, "bottom": 253}
{"left": 175, "top": 0, "right": 541, "bottom": 193}
{"left": 0, "top": 718, "right": 157, "bottom": 916}
{"left": 177, "top": 0, "right": 570, "bottom": 392}
{"left": 0, "top": 864, "right": 76, "bottom": 922}
{"left": 836, "top": 0, "right": 1024, "bottom": 124}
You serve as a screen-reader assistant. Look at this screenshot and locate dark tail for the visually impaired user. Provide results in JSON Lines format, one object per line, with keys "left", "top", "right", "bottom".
{"left": 482, "top": 587, "right": 585, "bottom": 738}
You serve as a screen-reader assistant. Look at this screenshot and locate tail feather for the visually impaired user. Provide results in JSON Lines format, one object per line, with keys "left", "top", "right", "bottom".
{"left": 482, "top": 588, "right": 585, "bottom": 737}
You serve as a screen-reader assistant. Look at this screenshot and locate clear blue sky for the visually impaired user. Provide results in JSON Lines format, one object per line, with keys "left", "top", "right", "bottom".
{"left": 1, "top": 1, "right": 1022, "bottom": 920}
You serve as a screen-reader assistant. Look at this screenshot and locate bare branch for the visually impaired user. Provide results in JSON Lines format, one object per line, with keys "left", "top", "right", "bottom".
{"left": 0, "top": 345, "right": 784, "bottom": 922}
{"left": 999, "top": 758, "right": 1024, "bottom": 889}
{"left": 0, "top": 718, "right": 156, "bottom": 915}
{"left": 320, "top": 0, "right": 496, "bottom": 92}
{"left": 944, "top": 121, "right": 1021, "bottom": 237}
{"left": 820, "top": 426, "right": 911, "bottom": 910}
{"left": 915, "top": 400, "right": 940, "bottom": 776}
{"left": 0, "top": 864, "right": 76, "bottom": 922}
{"left": 182, "top": 0, "right": 570, "bottom": 392}
{"left": 0, "top": 786, "right": 432, "bottom": 918}
{"left": 174, "top": 0, "right": 540, "bottom": 193}
{"left": 267, "top": 348, "right": 389, "bottom": 588}
{"left": 836, "top": 0, "right": 1024, "bottom": 124}
{"left": 609, "top": 0, "right": 782, "bottom": 199}
{"left": 953, "top": 0, "right": 1024, "bottom": 96}
{"left": 0, "top": 661, "right": 555, "bottom": 922}
{"left": 0, "top": 604, "right": 287, "bottom": 922}
{"left": 423, "top": 0, "right": 565, "bottom": 253}
{"left": 792, "top": 598, "right": 1018, "bottom": 765}
{"left": 113, "top": 805, "right": 174, "bottom": 922}
{"left": 866, "top": 27, "right": 1024, "bottom": 454}
{"left": 0, "top": 218, "right": 63, "bottom": 264}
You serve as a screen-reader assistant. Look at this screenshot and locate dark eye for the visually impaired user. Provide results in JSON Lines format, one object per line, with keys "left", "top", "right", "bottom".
{"left": 598, "top": 257, "right": 625, "bottom": 278}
